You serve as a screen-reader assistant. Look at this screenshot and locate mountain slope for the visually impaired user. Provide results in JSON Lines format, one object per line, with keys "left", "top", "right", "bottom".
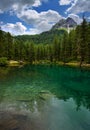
{"left": 15, "top": 29, "right": 66, "bottom": 44}
{"left": 52, "top": 17, "right": 77, "bottom": 30}
{"left": 15, "top": 17, "right": 77, "bottom": 44}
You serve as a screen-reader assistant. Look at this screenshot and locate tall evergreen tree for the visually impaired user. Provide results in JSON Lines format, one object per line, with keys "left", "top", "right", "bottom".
{"left": 86, "top": 22, "right": 90, "bottom": 63}
{"left": 0, "top": 29, "right": 5, "bottom": 57}
{"left": 6, "top": 32, "right": 13, "bottom": 59}
{"left": 61, "top": 32, "right": 68, "bottom": 63}
{"left": 79, "top": 17, "right": 87, "bottom": 66}
{"left": 29, "top": 41, "right": 35, "bottom": 64}
{"left": 53, "top": 36, "right": 61, "bottom": 62}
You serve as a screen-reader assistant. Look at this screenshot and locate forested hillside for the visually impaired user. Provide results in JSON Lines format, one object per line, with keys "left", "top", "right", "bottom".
{"left": 0, "top": 18, "right": 90, "bottom": 66}
{"left": 15, "top": 29, "right": 65, "bottom": 44}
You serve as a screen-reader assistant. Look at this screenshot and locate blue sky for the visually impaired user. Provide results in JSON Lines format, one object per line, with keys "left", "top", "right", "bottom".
{"left": 0, "top": 0, "right": 90, "bottom": 35}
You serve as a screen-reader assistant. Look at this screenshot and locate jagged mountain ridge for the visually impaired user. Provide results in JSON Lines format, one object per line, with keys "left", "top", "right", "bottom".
{"left": 52, "top": 17, "right": 77, "bottom": 30}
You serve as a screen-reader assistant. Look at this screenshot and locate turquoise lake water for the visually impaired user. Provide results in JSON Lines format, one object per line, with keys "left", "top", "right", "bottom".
{"left": 0, "top": 65, "right": 90, "bottom": 130}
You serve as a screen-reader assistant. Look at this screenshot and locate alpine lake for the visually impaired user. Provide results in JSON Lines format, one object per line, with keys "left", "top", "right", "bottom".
{"left": 0, "top": 65, "right": 90, "bottom": 130}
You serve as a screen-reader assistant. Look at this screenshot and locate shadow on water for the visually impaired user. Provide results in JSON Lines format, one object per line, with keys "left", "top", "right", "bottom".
{"left": 0, "top": 65, "right": 90, "bottom": 130}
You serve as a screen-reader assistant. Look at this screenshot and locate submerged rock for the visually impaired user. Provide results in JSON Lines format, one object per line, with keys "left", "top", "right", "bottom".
{"left": 39, "top": 90, "right": 54, "bottom": 100}
{"left": 39, "top": 90, "right": 50, "bottom": 94}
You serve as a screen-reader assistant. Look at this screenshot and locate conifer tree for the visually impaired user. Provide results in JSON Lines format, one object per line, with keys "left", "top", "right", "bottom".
{"left": 79, "top": 17, "right": 87, "bottom": 66}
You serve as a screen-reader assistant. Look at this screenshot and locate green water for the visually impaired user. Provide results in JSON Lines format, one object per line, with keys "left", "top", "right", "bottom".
{"left": 0, "top": 65, "right": 90, "bottom": 130}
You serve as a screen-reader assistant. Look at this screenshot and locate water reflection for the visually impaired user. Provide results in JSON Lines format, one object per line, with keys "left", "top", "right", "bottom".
{"left": 0, "top": 65, "right": 90, "bottom": 130}
{"left": 0, "top": 97, "right": 90, "bottom": 130}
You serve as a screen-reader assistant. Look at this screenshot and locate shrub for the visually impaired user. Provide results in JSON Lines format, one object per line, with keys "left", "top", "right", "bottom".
{"left": 0, "top": 57, "right": 8, "bottom": 66}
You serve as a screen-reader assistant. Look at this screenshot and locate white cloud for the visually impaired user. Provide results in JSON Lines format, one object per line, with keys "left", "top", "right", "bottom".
{"left": 67, "top": 0, "right": 90, "bottom": 14}
{"left": 17, "top": 9, "right": 62, "bottom": 33}
{"left": 59, "top": 0, "right": 90, "bottom": 14}
{"left": 68, "top": 14, "right": 82, "bottom": 24}
{"left": 36, "top": 21, "right": 52, "bottom": 32}
{"left": 1, "top": 21, "right": 52, "bottom": 35}
{"left": 17, "top": 9, "right": 61, "bottom": 25}
{"left": 0, "top": 21, "right": 4, "bottom": 25}
{"left": 1, "top": 22, "right": 27, "bottom": 35}
{"left": 25, "top": 28, "right": 40, "bottom": 35}
{"left": 33, "top": 0, "right": 41, "bottom": 7}
{"left": 59, "top": 0, "right": 74, "bottom": 5}
{"left": 0, "top": 0, "right": 48, "bottom": 13}
{"left": 17, "top": 10, "right": 40, "bottom": 25}
{"left": 1, "top": 22, "right": 42, "bottom": 35}
{"left": 0, "top": 9, "right": 3, "bottom": 14}
{"left": 40, "top": 10, "right": 62, "bottom": 23}
{"left": 88, "top": 17, "right": 90, "bottom": 20}
{"left": 1, "top": 8, "right": 63, "bottom": 35}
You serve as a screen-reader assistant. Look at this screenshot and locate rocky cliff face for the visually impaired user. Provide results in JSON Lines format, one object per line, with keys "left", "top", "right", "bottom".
{"left": 52, "top": 17, "right": 77, "bottom": 30}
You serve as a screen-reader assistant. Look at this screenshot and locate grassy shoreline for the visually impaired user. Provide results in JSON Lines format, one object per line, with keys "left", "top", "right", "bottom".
{"left": 7, "top": 60, "right": 90, "bottom": 68}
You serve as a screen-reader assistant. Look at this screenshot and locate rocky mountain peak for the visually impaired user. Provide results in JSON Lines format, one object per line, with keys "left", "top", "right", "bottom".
{"left": 52, "top": 17, "right": 77, "bottom": 30}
